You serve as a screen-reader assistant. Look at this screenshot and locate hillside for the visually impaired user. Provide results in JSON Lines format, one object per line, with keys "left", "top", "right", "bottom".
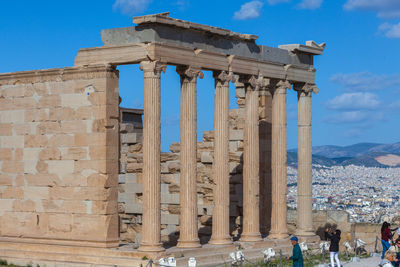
{"left": 288, "top": 142, "right": 400, "bottom": 167}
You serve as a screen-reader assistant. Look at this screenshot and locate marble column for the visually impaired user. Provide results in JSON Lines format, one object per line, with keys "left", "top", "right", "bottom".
{"left": 209, "top": 71, "right": 234, "bottom": 245}
{"left": 177, "top": 65, "right": 203, "bottom": 248}
{"left": 295, "top": 83, "right": 318, "bottom": 237}
{"left": 240, "top": 75, "right": 264, "bottom": 242}
{"left": 268, "top": 80, "right": 290, "bottom": 240}
{"left": 259, "top": 89, "right": 273, "bottom": 236}
{"left": 138, "top": 61, "right": 167, "bottom": 252}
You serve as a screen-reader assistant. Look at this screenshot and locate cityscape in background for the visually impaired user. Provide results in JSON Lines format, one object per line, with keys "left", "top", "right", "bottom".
{"left": 287, "top": 142, "right": 400, "bottom": 223}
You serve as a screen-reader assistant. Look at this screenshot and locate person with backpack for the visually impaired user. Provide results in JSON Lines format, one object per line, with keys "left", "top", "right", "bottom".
{"left": 326, "top": 228, "right": 341, "bottom": 267}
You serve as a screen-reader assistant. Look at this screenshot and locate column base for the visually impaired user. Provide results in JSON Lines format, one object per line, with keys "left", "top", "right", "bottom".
{"left": 239, "top": 232, "right": 263, "bottom": 242}
{"left": 268, "top": 232, "right": 289, "bottom": 239}
{"left": 296, "top": 234, "right": 321, "bottom": 244}
{"left": 176, "top": 239, "right": 201, "bottom": 248}
{"left": 138, "top": 243, "right": 165, "bottom": 252}
{"left": 295, "top": 229, "right": 317, "bottom": 237}
{"left": 208, "top": 237, "right": 233, "bottom": 245}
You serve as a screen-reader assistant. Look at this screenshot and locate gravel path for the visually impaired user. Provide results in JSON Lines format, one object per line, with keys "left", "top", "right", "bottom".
{"left": 319, "top": 255, "right": 382, "bottom": 266}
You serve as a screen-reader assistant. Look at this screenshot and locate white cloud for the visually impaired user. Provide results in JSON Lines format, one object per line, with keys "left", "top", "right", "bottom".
{"left": 330, "top": 72, "right": 400, "bottom": 91}
{"left": 267, "top": 0, "right": 290, "bottom": 5}
{"left": 234, "top": 1, "right": 264, "bottom": 20}
{"left": 379, "top": 22, "right": 400, "bottom": 38}
{"left": 298, "top": 0, "right": 323, "bottom": 10}
{"left": 326, "top": 92, "right": 381, "bottom": 111}
{"left": 113, "top": 0, "right": 152, "bottom": 15}
{"left": 344, "top": 0, "right": 400, "bottom": 19}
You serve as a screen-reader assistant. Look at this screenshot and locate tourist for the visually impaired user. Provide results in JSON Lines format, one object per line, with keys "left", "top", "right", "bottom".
{"left": 325, "top": 228, "right": 341, "bottom": 267}
{"left": 286, "top": 236, "right": 304, "bottom": 267}
{"left": 383, "top": 222, "right": 393, "bottom": 259}
{"left": 381, "top": 251, "right": 397, "bottom": 267}
{"left": 386, "top": 237, "right": 400, "bottom": 267}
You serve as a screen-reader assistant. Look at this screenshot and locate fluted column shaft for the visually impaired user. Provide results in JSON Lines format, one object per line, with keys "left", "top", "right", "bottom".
{"left": 268, "top": 81, "right": 290, "bottom": 239}
{"left": 210, "top": 71, "right": 234, "bottom": 245}
{"left": 139, "top": 61, "right": 166, "bottom": 252}
{"left": 240, "top": 76, "right": 262, "bottom": 242}
{"left": 296, "top": 84, "right": 317, "bottom": 237}
{"left": 177, "top": 66, "right": 203, "bottom": 248}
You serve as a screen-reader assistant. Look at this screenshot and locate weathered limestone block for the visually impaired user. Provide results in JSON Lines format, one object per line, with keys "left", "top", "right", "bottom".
{"left": 22, "top": 174, "right": 59, "bottom": 187}
{"left": 47, "top": 134, "right": 74, "bottom": 147}
{"left": 86, "top": 173, "right": 115, "bottom": 187}
{"left": 49, "top": 107, "right": 74, "bottom": 121}
{"left": 202, "top": 131, "right": 214, "bottom": 141}
{"left": 0, "top": 174, "right": 13, "bottom": 186}
{"left": 167, "top": 161, "right": 180, "bottom": 173}
{"left": 1, "top": 160, "right": 24, "bottom": 173}
{"left": 161, "top": 162, "right": 169, "bottom": 174}
{"left": 200, "top": 151, "right": 213, "bottom": 163}
{"left": 125, "top": 183, "right": 142, "bottom": 193}
{"left": 161, "top": 213, "right": 179, "bottom": 225}
{"left": 1, "top": 136, "right": 24, "bottom": 148}
{"left": 161, "top": 152, "right": 178, "bottom": 162}
{"left": 47, "top": 160, "right": 75, "bottom": 175}
{"left": 161, "top": 193, "right": 179, "bottom": 204}
{"left": 39, "top": 147, "right": 62, "bottom": 160}
{"left": 49, "top": 186, "right": 117, "bottom": 201}
{"left": 125, "top": 201, "right": 142, "bottom": 214}
{"left": 38, "top": 95, "right": 61, "bottom": 108}
{"left": 24, "top": 135, "right": 47, "bottom": 148}
{"left": 198, "top": 141, "right": 213, "bottom": 151}
{"left": 229, "top": 151, "right": 243, "bottom": 162}
{"left": 0, "top": 148, "right": 12, "bottom": 161}
{"left": 126, "top": 162, "right": 142, "bottom": 173}
{"left": 15, "top": 123, "right": 36, "bottom": 135}
{"left": 61, "top": 120, "right": 88, "bottom": 134}
{"left": 121, "top": 133, "right": 142, "bottom": 144}
{"left": 229, "top": 129, "right": 243, "bottom": 141}
{"left": 75, "top": 106, "right": 93, "bottom": 120}
{"left": 128, "top": 143, "right": 142, "bottom": 152}
{"left": 0, "top": 123, "right": 12, "bottom": 135}
{"left": 0, "top": 199, "right": 15, "bottom": 214}
{"left": 124, "top": 173, "right": 137, "bottom": 183}
{"left": 120, "top": 123, "right": 134, "bottom": 133}
{"left": 61, "top": 93, "right": 92, "bottom": 107}
{"left": 0, "top": 110, "right": 25, "bottom": 123}
{"left": 168, "top": 205, "right": 180, "bottom": 214}
{"left": 169, "top": 142, "right": 180, "bottom": 152}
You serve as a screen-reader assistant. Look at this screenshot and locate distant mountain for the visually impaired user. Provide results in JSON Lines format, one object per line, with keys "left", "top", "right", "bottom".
{"left": 287, "top": 142, "right": 400, "bottom": 168}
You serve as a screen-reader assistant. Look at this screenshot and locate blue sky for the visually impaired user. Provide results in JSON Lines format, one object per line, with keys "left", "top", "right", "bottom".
{"left": 1, "top": 0, "right": 399, "bottom": 151}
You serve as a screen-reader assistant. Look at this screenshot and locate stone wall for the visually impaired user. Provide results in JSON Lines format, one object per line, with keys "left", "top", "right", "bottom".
{"left": 0, "top": 65, "right": 120, "bottom": 247}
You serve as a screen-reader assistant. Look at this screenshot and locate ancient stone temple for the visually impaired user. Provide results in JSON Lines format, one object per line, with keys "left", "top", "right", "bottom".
{"left": 0, "top": 13, "right": 324, "bottom": 266}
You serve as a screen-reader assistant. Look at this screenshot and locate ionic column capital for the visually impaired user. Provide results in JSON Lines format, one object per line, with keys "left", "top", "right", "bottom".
{"left": 140, "top": 61, "right": 167, "bottom": 76}
{"left": 176, "top": 65, "right": 204, "bottom": 81}
{"left": 213, "top": 70, "right": 235, "bottom": 85}
{"left": 293, "top": 83, "right": 319, "bottom": 97}
{"left": 239, "top": 75, "right": 270, "bottom": 91}
{"left": 269, "top": 80, "right": 291, "bottom": 95}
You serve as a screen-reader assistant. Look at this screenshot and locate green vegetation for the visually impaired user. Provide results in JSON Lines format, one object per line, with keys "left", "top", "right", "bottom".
{"left": 0, "top": 259, "right": 36, "bottom": 267}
